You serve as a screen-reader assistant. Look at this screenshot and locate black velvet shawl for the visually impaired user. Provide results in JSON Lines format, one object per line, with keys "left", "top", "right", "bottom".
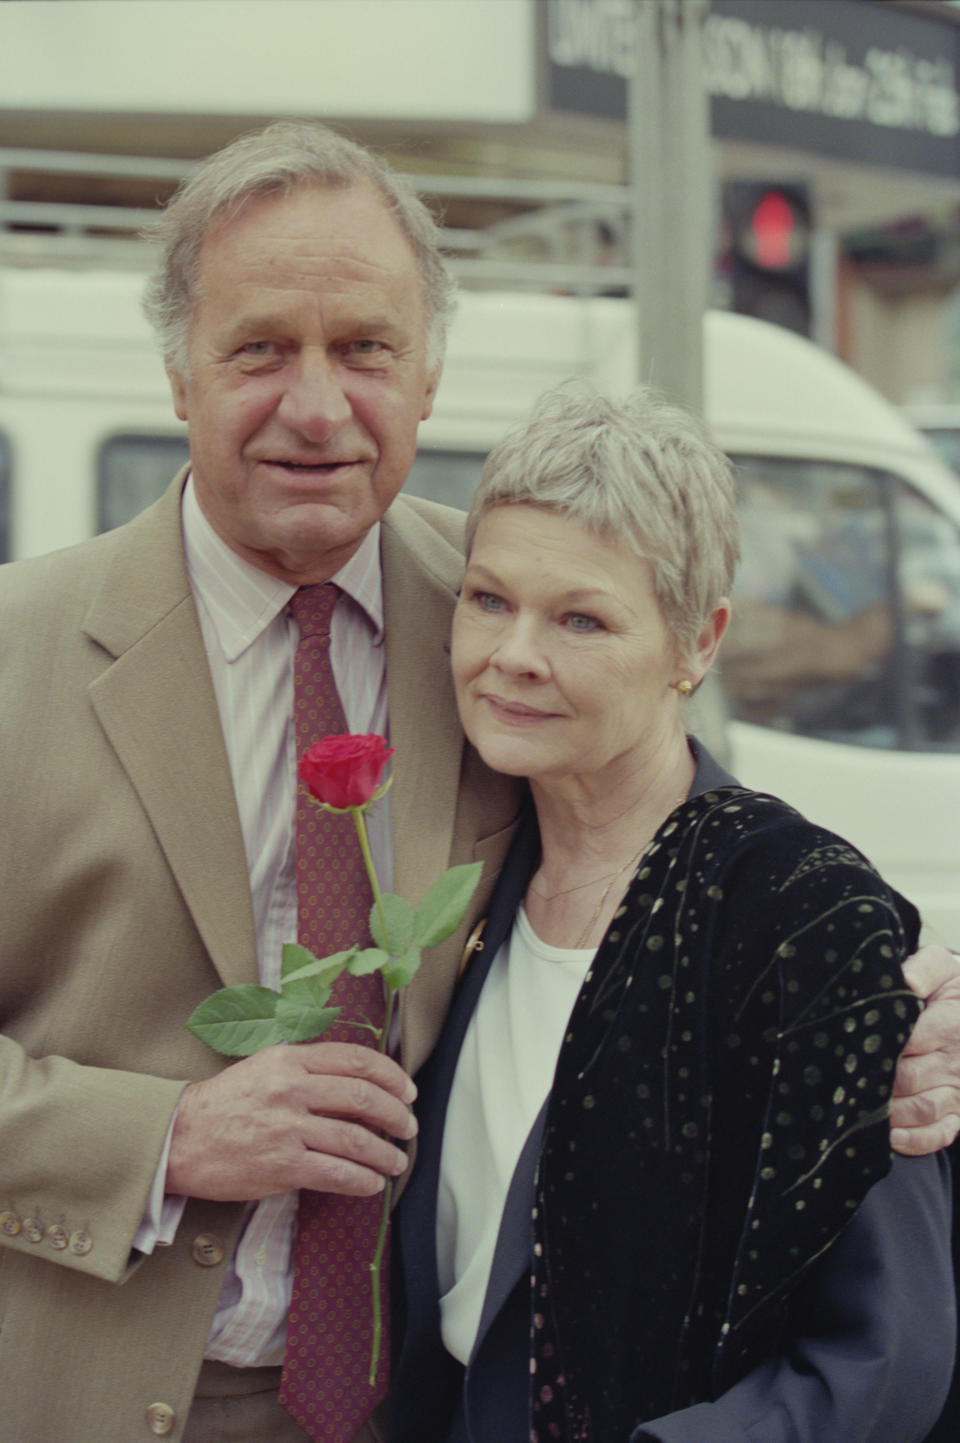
{"left": 529, "top": 786, "right": 921, "bottom": 1442}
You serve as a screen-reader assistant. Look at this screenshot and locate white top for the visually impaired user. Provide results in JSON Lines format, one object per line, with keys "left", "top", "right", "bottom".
{"left": 437, "top": 906, "right": 593, "bottom": 1364}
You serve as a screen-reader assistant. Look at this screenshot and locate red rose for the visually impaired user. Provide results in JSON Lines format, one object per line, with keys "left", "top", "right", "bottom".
{"left": 298, "top": 733, "right": 395, "bottom": 810}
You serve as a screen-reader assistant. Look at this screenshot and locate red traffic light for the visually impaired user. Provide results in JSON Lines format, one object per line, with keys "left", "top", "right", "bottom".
{"left": 753, "top": 191, "right": 796, "bottom": 269}
{"left": 739, "top": 188, "right": 810, "bottom": 271}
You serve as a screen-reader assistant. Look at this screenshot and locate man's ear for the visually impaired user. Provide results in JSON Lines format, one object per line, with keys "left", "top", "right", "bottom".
{"left": 168, "top": 365, "right": 188, "bottom": 422}
{"left": 420, "top": 366, "right": 441, "bottom": 423}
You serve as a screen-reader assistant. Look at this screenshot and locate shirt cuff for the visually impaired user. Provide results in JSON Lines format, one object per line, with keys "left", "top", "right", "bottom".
{"left": 132, "top": 1108, "right": 188, "bottom": 1254}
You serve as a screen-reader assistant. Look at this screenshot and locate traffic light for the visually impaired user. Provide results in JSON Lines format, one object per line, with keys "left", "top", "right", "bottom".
{"left": 724, "top": 182, "right": 812, "bottom": 335}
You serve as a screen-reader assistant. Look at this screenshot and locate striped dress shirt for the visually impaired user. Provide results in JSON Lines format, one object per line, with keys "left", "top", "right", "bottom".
{"left": 140, "top": 477, "right": 393, "bottom": 1367}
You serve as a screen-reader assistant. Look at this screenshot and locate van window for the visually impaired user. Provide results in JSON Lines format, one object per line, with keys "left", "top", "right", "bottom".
{"left": 100, "top": 441, "right": 487, "bottom": 535}
{"left": 405, "top": 449, "right": 486, "bottom": 512}
{"left": 98, "top": 434, "right": 190, "bottom": 533}
{"left": 922, "top": 427, "right": 960, "bottom": 477}
{"left": 723, "top": 457, "right": 960, "bottom": 753}
{"left": 0, "top": 433, "right": 9, "bottom": 563}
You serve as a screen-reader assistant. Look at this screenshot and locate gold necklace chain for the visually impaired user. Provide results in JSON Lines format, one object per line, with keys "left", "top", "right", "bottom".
{"left": 572, "top": 845, "right": 647, "bottom": 950}
{"left": 535, "top": 791, "right": 688, "bottom": 950}
{"left": 529, "top": 862, "right": 628, "bottom": 902}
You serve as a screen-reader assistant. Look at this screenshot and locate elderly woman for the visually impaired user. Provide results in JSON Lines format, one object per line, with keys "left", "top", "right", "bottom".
{"left": 389, "top": 382, "right": 955, "bottom": 1443}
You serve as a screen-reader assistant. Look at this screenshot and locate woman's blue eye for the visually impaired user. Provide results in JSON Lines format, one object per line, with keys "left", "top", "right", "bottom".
{"left": 476, "top": 592, "right": 504, "bottom": 612}
{"left": 566, "top": 613, "right": 600, "bottom": 632}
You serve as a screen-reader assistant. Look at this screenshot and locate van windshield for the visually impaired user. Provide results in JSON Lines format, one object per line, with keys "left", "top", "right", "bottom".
{"left": 723, "top": 456, "right": 960, "bottom": 754}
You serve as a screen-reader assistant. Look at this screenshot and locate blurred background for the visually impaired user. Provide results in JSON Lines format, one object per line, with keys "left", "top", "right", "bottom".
{"left": 1, "top": 0, "right": 958, "bottom": 942}
{"left": 3, "top": 0, "right": 960, "bottom": 401}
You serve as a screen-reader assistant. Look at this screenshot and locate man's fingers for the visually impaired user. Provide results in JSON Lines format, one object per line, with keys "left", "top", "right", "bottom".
{"left": 888, "top": 948, "right": 960, "bottom": 1155}
{"left": 890, "top": 1082, "right": 959, "bottom": 1126}
{"left": 166, "top": 1040, "right": 418, "bottom": 1201}
{"left": 891, "top": 1114, "right": 960, "bottom": 1158}
{"left": 893, "top": 1049, "right": 958, "bottom": 1097}
{"left": 294, "top": 1041, "right": 419, "bottom": 1144}
{"left": 298, "top": 1116, "right": 411, "bottom": 1195}
{"left": 297, "top": 1039, "right": 417, "bottom": 1104}
{"left": 900, "top": 1003, "right": 960, "bottom": 1057}
{"left": 296, "top": 1154, "right": 393, "bottom": 1197}
{"left": 902, "top": 945, "right": 960, "bottom": 1000}
{"left": 301, "top": 1072, "right": 417, "bottom": 1144}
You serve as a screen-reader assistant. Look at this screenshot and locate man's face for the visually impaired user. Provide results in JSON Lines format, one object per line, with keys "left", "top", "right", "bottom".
{"left": 168, "top": 182, "right": 439, "bottom": 583}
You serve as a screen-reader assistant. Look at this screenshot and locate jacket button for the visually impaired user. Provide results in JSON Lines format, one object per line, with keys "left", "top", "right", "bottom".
{"left": 47, "top": 1223, "right": 69, "bottom": 1250}
{"left": 22, "top": 1217, "right": 44, "bottom": 1243}
{"left": 145, "top": 1402, "right": 176, "bottom": 1436}
{"left": 191, "top": 1233, "right": 226, "bottom": 1267}
{"left": 70, "top": 1228, "right": 93, "bottom": 1256}
{"left": 0, "top": 1210, "right": 21, "bottom": 1237}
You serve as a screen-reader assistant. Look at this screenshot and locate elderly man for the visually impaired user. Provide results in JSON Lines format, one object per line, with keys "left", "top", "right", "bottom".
{"left": 0, "top": 120, "right": 956, "bottom": 1443}
{"left": 0, "top": 121, "right": 518, "bottom": 1443}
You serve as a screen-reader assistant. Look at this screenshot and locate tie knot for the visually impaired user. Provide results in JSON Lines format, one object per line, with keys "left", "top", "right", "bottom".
{"left": 290, "top": 584, "right": 339, "bottom": 640}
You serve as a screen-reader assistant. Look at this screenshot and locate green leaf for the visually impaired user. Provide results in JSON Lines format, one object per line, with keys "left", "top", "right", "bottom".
{"left": 370, "top": 893, "right": 416, "bottom": 956}
{"left": 414, "top": 863, "right": 484, "bottom": 948}
{"left": 382, "top": 945, "right": 422, "bottom": 991}
{"left": 186, "top": 985, "right": 284, "bottom": 1057}
{"left": 275, "top": 992, "right": 342, "bottom": 1044}
{"left": 281, "top": 942, "right": 321, "bottom": 980}
{"left": 280, "top": 974, "right": 335, "bottom": 1009}
{"left": 348, "top": 947, "right": 390, "bottom": 977}
{"left": 281, "top": 946, "right": 354, "bottom": 988}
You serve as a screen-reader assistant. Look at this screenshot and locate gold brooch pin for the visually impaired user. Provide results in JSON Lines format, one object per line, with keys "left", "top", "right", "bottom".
{"left": 458, "top": 919, "right": 487, "bottom": 978}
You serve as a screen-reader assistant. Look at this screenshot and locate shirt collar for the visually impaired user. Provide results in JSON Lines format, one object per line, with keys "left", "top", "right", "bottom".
{"left": 181, "top": 474, "right": 384, "bottom": 662}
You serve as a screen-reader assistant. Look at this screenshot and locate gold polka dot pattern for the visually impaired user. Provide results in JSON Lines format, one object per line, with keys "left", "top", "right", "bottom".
{"left": 279, "top": 583, "right": 388, "bottom": 1443}
{"left": 527, "top": 788, "right": 921, "bottom": 1438}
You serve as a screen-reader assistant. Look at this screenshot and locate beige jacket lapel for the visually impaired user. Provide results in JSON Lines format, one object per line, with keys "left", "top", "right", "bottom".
{"left": 82, "top": 475, "right": 258, "bottom": 990}
{"left": 380, "top": 496, "right": 465, "bottom": 911}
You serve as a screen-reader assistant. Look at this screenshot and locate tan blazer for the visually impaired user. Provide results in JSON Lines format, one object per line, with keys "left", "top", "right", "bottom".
{"left": 0, "top": 476, "right": 520, "bottom": 1443}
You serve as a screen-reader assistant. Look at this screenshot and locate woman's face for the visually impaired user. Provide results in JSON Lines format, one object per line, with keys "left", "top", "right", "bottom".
{"left": 452, "top": 504, "right": 694, "bottom": 791}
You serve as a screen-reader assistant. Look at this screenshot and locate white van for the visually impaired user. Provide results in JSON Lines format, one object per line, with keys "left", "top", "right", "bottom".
{"left": 1, "top": 271, "right": 957, "bottom": 942}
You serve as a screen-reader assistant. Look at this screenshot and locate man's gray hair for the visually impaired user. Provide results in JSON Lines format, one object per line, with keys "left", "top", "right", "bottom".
{"left": 142, "top": 119, "right": 456, "bottom": 375}
{"left": 465, "top": 380, "right": 740, "bottom": 661}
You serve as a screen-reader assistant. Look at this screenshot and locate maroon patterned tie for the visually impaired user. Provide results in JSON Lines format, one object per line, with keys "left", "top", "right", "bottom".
{"left": 280, "top": 583, "right": 389, "bottom": 1443}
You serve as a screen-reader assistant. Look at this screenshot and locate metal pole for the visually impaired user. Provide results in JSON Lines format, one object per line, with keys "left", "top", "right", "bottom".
{"left": 629, "top": 0, "right": 731, "bottom": 762}
{"left": 629, "top": 0, "right": 711, "bottom": 415}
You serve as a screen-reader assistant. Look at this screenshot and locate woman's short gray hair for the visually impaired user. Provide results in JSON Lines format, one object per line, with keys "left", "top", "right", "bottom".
{"left": 466, "top": 380, "right": 740, "bottom": 660}
{"left": 142, "top": 119, "right": 456, "bottom": 376}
